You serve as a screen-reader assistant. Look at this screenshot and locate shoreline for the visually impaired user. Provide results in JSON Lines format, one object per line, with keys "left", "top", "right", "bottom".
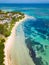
{"left": 4, "top": 15, "right": 28, "bottom": 65}
{"left": 10, "top": 15, "right": 28, "bottom": 35}
{"left": 4, "top": 15, "right": 28, "bottom": 41}
{"left": 4, "top": 15, "right": 35, "bottom": 65}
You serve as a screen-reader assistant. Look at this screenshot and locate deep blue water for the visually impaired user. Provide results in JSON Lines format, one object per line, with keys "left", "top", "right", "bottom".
{"left": 0, "top": 3, "right": 49, "bottom": 8}
{"left": 0, "top": 4, "right": 49, "bottom": 65}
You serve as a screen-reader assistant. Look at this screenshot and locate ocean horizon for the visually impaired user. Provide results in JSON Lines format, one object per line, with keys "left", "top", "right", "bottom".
{"left": 0, "top": 3, "right": 49, "bottom": 8}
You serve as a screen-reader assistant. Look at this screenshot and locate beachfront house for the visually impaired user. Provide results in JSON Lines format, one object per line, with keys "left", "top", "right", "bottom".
{"left": 0, "top": 18, "right": 12, "bottom": 24}
{"left": 7, "top": 13, "right": 12, "bottom": 16}
{"left": 0, "top": 14, "right": 5, "bottom": 18}
{"left": 12, "top": 14, "right": 21, "bottom": 18}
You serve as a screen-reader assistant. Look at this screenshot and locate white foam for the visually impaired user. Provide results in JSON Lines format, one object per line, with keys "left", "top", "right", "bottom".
{"left": 25, "top": 15, "right": 36, "bottom": 20}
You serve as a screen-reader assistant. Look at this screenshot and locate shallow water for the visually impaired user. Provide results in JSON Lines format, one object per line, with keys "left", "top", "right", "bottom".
{"left": 16, "top": 17, "right": 49, "bottom": 65}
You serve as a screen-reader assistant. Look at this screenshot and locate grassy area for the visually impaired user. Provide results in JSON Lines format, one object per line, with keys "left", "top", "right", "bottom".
{"left": 0, "top": 37, "right": 5, "bottom": 65}
{"left": 0, "top": 10, "right": 25, "bottom": 65}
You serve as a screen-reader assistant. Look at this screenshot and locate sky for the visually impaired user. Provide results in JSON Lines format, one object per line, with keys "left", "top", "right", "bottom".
{"left": 0, "top": 0, "right": 49, "bottom": 3}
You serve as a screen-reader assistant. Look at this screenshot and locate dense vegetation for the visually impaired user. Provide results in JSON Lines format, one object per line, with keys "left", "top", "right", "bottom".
{"left": 0, "top": 37, "right": 5, "bottom": 65}
{"left": 0, "top": 10, "right": 25, "bottom": 65}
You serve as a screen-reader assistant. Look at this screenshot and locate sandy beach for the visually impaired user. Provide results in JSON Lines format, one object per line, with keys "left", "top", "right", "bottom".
{"left": 4, "top": 15, "right": 35, "bottom": 65}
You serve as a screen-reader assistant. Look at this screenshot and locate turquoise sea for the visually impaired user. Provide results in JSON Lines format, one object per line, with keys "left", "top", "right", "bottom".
{"left": 0, "top": 4, "right": 49, "bottom": 65}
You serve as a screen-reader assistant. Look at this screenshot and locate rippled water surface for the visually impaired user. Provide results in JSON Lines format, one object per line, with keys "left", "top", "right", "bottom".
{"left": 16, "top": 17, "right": 49, "bottom": 65}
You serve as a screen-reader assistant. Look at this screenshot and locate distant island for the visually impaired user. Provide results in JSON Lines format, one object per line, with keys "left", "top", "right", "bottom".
{"left": 0, "top": 10, "right": 25, "bottom": 65}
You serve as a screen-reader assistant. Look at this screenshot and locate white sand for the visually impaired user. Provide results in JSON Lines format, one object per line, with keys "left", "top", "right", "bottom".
{"left": 4, "top": 15, "right": 35, "bottom": 65}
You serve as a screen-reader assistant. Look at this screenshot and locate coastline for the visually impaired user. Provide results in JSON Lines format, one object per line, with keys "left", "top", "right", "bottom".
{"left": 4, "top": 15, "right": 26, "bottom": 65}
{"left": 4, "top": 15, "right": 35, "bottom": 65}
{"left": 4, "top": 15, "right": 27, "bottom": 41}
{"left": 10, "top": 15, "right": 28, "bottom": 35}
